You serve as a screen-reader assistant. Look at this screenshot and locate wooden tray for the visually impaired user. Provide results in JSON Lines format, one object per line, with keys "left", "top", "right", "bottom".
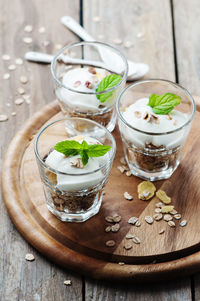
{"left": 2, "top": 100, "right": 200, "bottom": 283}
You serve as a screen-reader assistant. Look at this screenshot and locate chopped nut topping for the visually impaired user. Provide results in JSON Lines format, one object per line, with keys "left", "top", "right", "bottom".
{"left": 166, "top": 114, "right": 173, "bottom": 120}
{"left": 88, "top": 67, "right": 96, "bottom": 74}
{"left": 73, "top": 80, "right": 81, "bottom": 88}
{"left": 69, "top": 158, "right": 84, "bottom": 169}
{"left": 134, "top": 111, "right": 141, "bottom": 118}
{"left": 143, "top": 112, "right": 152, "bottom": 122}
{"left": 85, "top": 81, "right": 94, "bottom": 89}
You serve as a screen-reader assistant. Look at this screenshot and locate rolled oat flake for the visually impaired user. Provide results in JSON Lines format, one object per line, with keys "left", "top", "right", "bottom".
{"left": 105, "top": 240, "right": 115, "bottom": 247}
{"left": 145, "top": 216, "right": 153, "bottom": 224}
{"left": 0, "top": 114, "right": 8, "bottom": 122}
{"left": 180, "top": 220, "right": 187, "bottom": 227}
{"left": 25, "top": 253, "right": 35, "bottom": 261}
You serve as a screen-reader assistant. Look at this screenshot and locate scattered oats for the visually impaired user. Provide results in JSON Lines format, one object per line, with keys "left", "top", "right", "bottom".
{"left": 113, "top": 38, "right": 123, "bottom": 45}
{"left": 25, "top": 98, "right": 31, "bottom": 104}
{"left": 11, "top": 112, "right": 16, "bottom": 116}
{"left": 23, "top": 37, "right": 33, "bottom": 44}
{"left": 55, "top": 44, "right": 63, "bottom": 50}
{"left": 20, "top": 76, "right": 28, "bottom": 84}
{"left": 132, "top": 236, "right": 141, "bottom": 244}
{"left": 2, "top": 54, "right": 10, "bottom": 60}
{"left": 161, "top": 205, "right": 174, "bottom": 213}
{"left": 124, "top": 41, "right": 133, "bottom": 48}
{"left": 156, "top": 189, "right": 171, "bottom": 204}
{"left": 117, "top": 166, "right": 125, "bottom": 173}
{"left": 156, "top": 202, "right": 164, "bottom": 208}
{"left": 43, "top": 40, "right": 50, "bottom": 47}
{"left": 6, "top": 103, "right": 11, "bottom": 107}
{"left": 153, "top": 213, "right": 163, "bottom": 221}
{"left": 105, "top": 240, "right": 115, "bottom": 247}
{"left": 105, "top": 225, "right": 111, "bottom": 233}
{"left": 174, "top": 213, "right": 181, "bottom": 220}
{"left": 0, "top": 114, "right": 8, "bottom": 122}
{"left": 124, "top": 191, "right": 133, "bottom": 201}
{"left": 17, "top": 87, "right": 25, "bottom": 95}
{"left": 111, "top": 223, "right": 120, "bottom": 233}
{"left": 24, "top": 25, "right": 33, "bottom": 33}
{"left": 120, "top": 157, "right": 126, "bottom": 165}
{"left": 159, "top": 229, "right": 165, "bottom": 235}
{"left": 170, "top": 209, "right": 178, "bottom": 215}
{"left": 113, "top": 214, "right": 121, "bottom": 223}
{"left": 168, "top": 220, "right": 176, "bottom": 227}
{"left": 137, "top": 31, "right": 145, "bottom": 38}
{"left": 98, "top": 34, "right": 104, "bottom": 40}
{"left": 8, "top": 64, "right": 16, "bottom": 71}
{"left": 3, "top": 73, "right": 10, "bottom": 80}
{"left": 25, "top": 253, "right": 35, "bottom": 261}
{"left": 118, "top": 262, "right": 125, "bottom": 265}
{"left": 124, "top": 242, "right": 132, "bottom": 250}
{"left": 64, "top": 280, "right": 71, "bottom": 286}
{"left": 92, "top": 16, "right": 100, "bottom": 22}
{"left": 135, "top": 220, "right": 141, "bottom": 227}
{"left": 155, "top": 208, "right": 162, "bottom": 213}
{"left": 128, "top": 217, "right": 138, "bottom": 225}
{"left": 180, "top": 220, "right": 187, "bottom": 227}
{"left": 15, "top": 58, "right": 23, "bottom": 65}
{"left": 105, "top": 216, "right": 114, "bottom": 223}
{"left": 126, "top": 170, "right": 132, "bottom": 177}
{"left": 164, "top": 214, "right": 173, "bottom": 222}
{"left": 126, "top": 233, "right": 134, "bottom": 239}
{"left": 15, "top": 98, "right": 24, "bottom": 105}
{"left": 138, "top": 181, "right": 156, "bottom": 200}
{"left": 23, "top": 94, "right": 30, "bottom": 100}
{"left": 145, "top": 216, "right": 153, "bottom": 224}
{"left": 38, "top": 26, "right": 46, "bottom": 33}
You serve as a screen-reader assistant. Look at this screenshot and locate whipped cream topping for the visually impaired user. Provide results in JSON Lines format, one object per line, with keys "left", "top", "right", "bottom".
{"left": 57, "top": 67, "right": 112, "bottom": 112}
{"left": 45, "top": 136, "right": 108, "bottom": 191}
{"left": 121, "top": 98, "right": 189, "bottom": 147}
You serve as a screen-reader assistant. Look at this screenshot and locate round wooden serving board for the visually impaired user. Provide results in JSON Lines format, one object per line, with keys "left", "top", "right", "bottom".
{"left": 2, "top": 99, "right": 200, "bottom": 283}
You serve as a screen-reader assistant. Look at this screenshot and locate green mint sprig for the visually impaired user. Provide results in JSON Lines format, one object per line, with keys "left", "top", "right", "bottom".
{"left": 147, "top": 93, "right": 181, "bottom": 115}
{"left": 54, "top": 140, "right": 111, "bottom": 166}
{"left": 96, "top": 74, "right": 122, "bottom": 103}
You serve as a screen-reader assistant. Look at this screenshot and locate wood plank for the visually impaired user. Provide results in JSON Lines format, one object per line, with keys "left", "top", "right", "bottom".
{"left": 83, "top": 0, "right": 175, "bottom": 80}
{"left": 173, "top": 0, "right": 200, "bottom": 296}
{"left": 0, "top": 0, "right": 83, "bottom": 300}
{"left": 83, "top": 0, "right": 192, "bottom": 299}
{"left": 85, "top": 278, "right": 192, "bottom": 301}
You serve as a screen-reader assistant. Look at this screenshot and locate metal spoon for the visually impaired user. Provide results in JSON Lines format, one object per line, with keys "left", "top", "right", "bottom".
{"left": 61, "top": 16, "right": 149, "bottom": 81}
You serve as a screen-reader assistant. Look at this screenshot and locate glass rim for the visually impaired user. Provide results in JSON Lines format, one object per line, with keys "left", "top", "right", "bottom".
{"left": 51, "top": 41, "right": 128, "bottom": 95}
{"left": 116, "top": 79, "right": 196, "bottom": 136}
{"left": 34, "top": 117, "right": 116, "bottom": 176}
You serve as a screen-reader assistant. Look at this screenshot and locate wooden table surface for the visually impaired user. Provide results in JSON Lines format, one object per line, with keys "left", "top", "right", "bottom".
{"left": 0, "top": 0, "right": 200, "bottom": 300}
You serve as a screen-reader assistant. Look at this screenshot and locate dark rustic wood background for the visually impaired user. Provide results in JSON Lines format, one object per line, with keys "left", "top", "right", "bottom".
{"left": 0, "top": 0, "right": 200, "bottom": 300}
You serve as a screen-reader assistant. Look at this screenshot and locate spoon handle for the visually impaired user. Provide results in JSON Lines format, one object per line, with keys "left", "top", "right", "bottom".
{"left": 24, "top": 52, "right": 54, "bottom": 63}
{"left": 61, "top": 16, "right": 94, "bottom": 42}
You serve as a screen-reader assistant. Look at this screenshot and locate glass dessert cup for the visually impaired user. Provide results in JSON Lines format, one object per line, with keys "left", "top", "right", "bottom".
{"left": 51, "top": 41, "right": 128, "bottom": 132}
{"left": 34, "top": 118, "right": 116, "bottom": 222}
{"left": 117, "top": 79, "right": 196, "bottom": 181}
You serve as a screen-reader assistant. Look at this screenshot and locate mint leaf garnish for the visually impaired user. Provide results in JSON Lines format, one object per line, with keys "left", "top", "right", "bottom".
{"left": 148, "top": 93, "right": 181, "bottom": 115}
{"left": 54, "top": 140, "right": 111, "bottom": 166}
{"left": 96, "top": 74, "right": 122, "bottom": 103}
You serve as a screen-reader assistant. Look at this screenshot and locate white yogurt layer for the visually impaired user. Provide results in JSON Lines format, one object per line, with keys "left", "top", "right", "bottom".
{"left": 57, "top": 67, "right": 113, "bottom": 112}
{"left": 121, "top": 98, "right": 189, "bottom": 148}
{"left": 45, "top": 136, "right": 108, "bottom": 191}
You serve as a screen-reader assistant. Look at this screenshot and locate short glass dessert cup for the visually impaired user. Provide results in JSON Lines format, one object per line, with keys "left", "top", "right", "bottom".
{"left": 51, "top": 41, "right": 128, "bottom": 132}
{"left": 34, "top": 117, "right": 116, "bottom": 222}
{"left": 117, "top": 79, "right": 196, "bottom": 181}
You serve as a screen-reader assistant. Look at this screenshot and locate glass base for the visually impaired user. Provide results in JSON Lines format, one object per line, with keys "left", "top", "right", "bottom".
{"left": 46, "top": 191, "right": 103, "bottom": 222}
{"left": 129, "top": 160, "right": 180, "bottom": 181}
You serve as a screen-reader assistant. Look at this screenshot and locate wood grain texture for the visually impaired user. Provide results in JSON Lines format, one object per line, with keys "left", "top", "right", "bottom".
{"left": 2, "top": 100, "right": 200, "bottom": 285}
{"left": 0, "top": 1, "right": 83, "bottom": 300}
{"left": 83, "top": 0, "right": 175, "bottom": 80}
